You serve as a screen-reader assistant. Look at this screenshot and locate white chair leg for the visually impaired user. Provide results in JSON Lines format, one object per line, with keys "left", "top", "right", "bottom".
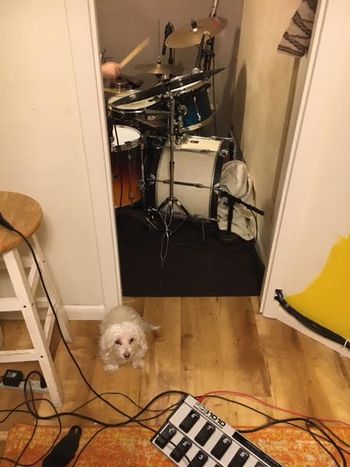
{"left": 3, "top": 249, "right": 63, "bottom": 407}
{"left": 31, "top": 234, "right": 72, "bottom": 343}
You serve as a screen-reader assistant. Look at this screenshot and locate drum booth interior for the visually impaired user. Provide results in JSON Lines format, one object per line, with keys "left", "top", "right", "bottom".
{"left": 104, "top": 20, "right": 264, "bottom": 270}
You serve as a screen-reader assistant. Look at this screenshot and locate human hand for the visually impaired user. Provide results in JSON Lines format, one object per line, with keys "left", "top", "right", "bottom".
{"left": 101, "top": 61, "right": 122, "bottom": 80}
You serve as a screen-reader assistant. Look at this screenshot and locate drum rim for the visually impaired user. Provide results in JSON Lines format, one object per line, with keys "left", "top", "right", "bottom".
{"left": 111, "top": 125, "right": 141, "bottom": 152}
{"left": 182, "top": 114, "right": 213, "bottom": 132}
{"left": 110, "top": 98, "right": 158, "bottom": 114}
{"left": 171, "top": 80, "right": 209, "bottom": 96}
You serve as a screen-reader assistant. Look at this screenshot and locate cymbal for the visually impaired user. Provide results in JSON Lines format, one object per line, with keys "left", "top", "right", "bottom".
{"left": 165, "top": 17, "right": 228, "bottom": 48}
{"left": 115, "top": 68, "right": 225, "bottom": 106}
{"left": 143, "top": 63, "right": 175, "bottom": 75}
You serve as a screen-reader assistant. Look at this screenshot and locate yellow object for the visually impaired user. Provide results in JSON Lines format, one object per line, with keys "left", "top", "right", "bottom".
{"left": 286, "top": 235, "right": 350, "bottom": 338}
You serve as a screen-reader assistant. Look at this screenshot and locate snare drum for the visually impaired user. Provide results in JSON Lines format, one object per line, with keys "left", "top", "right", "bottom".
{"left": 172, "top": 81, "right": 212, "bottom": 131}
{"left": 108, "top": 93, "right": 159, "bottom": 124}
{"left": 110, "top": 125, "right": 142, "bottom": 208}
{"left": 149, "top": 136, "right": 229, "bottom": 219}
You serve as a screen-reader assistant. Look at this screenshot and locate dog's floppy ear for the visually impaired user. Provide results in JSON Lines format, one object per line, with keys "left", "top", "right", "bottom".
{"left": 100, "top": 324, "right": 120, "bottom": 357}
{"left": 134, "top": 325, "right": 148, "bottom": 352}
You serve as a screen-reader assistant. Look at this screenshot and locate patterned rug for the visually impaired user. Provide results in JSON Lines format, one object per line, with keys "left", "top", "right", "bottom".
{"left": 1, "top": 423, "right": 349, "bottom": 466}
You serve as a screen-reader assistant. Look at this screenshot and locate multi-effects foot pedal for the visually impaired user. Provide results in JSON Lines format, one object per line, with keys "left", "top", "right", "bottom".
{"left": 151, "top": 394, "right": 283, "bottom": 467}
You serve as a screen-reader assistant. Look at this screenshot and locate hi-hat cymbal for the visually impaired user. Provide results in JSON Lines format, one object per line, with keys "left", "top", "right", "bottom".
{"left": 165, "top": 17, "right": 228, "bottom": 48}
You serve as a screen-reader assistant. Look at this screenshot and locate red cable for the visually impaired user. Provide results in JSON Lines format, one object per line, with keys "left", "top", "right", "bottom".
{"left": 196, "top": 390, "right": 350, "bottom": 428}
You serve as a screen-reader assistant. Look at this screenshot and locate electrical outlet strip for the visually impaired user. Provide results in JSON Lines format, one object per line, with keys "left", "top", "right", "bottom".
{"left": 0, "top": 380, "right": 47, "bottom": 393}
{"left": 151, "top": 394, "right": 283, "bottom": 467}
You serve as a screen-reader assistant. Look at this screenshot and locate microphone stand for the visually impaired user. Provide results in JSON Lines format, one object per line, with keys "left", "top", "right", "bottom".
{"left": 216, "top": 187, "right": 264, "bottom": 236}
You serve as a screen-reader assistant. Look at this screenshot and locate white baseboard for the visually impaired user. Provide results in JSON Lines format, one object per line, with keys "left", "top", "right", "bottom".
{"left": 1, "top": 305, "right": 106, "bottom": 321}
{"left": 63, "top": 304, "right": 106, "bottom": 320}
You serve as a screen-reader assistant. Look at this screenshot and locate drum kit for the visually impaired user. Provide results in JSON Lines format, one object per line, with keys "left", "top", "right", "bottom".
{"left": 105, "top": 15, "right": 262, "bottom": 247}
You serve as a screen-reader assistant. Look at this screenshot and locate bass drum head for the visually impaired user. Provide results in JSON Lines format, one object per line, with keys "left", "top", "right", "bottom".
{"left": 148, "top": 136, "right": 227, "bottom": 219}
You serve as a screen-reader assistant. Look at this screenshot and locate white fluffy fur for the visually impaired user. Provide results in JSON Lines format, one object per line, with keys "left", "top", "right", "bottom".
{"left": 99, "top": 305, "right": 158, "bottom": 372}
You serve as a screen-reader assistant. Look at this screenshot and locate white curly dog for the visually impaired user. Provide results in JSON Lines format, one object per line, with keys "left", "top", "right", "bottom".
{"left": 99, "top": 305, "right": 159, "bottom": 372}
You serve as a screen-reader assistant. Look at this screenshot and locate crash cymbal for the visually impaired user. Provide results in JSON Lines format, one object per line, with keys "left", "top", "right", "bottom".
{"left": 115, "top": 68, "right": 225, "bottom": 106}
{"left": 165, "top": 17, "right": 228, "bottom": 48}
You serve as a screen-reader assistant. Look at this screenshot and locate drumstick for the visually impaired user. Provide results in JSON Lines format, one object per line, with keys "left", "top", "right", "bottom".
{"left": 119, "top": 37, "right": 150, "bottom": 69}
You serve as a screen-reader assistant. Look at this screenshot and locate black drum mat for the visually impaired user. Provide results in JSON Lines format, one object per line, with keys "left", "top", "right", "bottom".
{"left": 116, "top": 207, "right": 264, "bottom": 297}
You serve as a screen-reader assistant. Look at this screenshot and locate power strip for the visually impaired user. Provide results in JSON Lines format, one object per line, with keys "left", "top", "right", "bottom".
{"left": 151, "top": 394, "right": 283, "bottom": 467}
{"left": 0, "top": 380, "right": 47, "bottom": 393}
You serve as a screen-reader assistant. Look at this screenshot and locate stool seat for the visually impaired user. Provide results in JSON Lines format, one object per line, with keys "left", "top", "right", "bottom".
{"left": 0, "top": 191, "right": 42, "bottom": 254}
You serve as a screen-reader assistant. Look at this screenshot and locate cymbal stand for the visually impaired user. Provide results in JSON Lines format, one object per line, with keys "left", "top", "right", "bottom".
{"left": 147, "top": 93, "right": 191, "bottom": 265}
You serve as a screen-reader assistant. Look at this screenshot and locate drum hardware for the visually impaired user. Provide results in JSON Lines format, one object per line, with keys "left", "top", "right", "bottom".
{"left": 216, "top": 188, "right": 265, "bottom": 216}
{"left": 155, "top": 94, "right": 190, "bottom": 219}
{"left": 216, "top": 187, "right": 264, "bottom": 238}
{"left": 114, "top": 69, "right": 224, "bottom": 107}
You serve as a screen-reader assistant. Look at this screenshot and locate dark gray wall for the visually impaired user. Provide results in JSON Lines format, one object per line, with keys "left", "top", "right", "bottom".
{"left": 96, "top": 0, "right": 243, "bottom": 136}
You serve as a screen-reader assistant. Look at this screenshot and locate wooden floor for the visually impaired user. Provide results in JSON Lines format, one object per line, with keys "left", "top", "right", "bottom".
{"left": 1, "top": 296, "right": 350, "bottom": 446}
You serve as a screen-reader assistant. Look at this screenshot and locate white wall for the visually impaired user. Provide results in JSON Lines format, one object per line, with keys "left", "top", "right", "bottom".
{"left": 232, "top": 0, "right": 301, "bottom": 262}
{"left": 0, "top": 1, "right": 121, "bottom": 315}
{"left": 261, "top": 0, "right": 350, "bottom": 356}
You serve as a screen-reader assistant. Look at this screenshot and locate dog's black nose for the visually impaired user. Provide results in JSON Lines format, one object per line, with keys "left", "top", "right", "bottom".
{"left": 123, "top": 352, "right": 130, "bottom": 359}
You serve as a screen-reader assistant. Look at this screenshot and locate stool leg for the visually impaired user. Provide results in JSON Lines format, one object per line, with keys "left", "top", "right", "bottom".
{"left": 4, "top": 249, "right": 64, "bottom": 407}
{"left": 31, "top": 234, "right": 72, "bottom": 343}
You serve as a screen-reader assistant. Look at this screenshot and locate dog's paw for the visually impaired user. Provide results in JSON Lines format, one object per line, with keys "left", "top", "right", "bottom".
{"left": 132, "top": 360, "right": 145, "bottom": 369}
{"left": 151, "top": 325, "right": 161, "bottom": 337}
{"left": 104, "top": 364, "right": 119, "bottom": 372}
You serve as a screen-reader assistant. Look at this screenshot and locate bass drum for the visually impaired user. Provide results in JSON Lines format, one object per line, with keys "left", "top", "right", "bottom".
{"left": 148, "top": 136, "right": 229, "bottom": 219}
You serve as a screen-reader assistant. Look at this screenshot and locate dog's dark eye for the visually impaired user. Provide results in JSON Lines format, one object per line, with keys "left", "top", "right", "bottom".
{"left": 129, "top": 338, "right": 134, "bottom": 344}
{"left": 115, "top": 339, "right": 121, "bottom": 345}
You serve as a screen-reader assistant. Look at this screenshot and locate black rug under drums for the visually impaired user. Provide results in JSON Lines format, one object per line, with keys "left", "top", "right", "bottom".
{"left": 116, "top": 207, "right": 264, "bottom": 297}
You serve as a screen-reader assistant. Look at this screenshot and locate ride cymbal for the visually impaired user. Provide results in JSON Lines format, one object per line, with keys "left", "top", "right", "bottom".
{"left": 165, "top": 17, "right": 228, "bottom": 48}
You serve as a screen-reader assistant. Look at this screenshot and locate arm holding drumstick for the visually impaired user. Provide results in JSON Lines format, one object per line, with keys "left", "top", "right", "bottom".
{"left": 101, "top": 38, "right": 150, "bottom": 80}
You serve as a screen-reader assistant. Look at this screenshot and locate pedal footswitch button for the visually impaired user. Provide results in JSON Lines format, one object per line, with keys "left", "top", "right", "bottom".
{"left": 170, "top": 437, "right": 192, "bottom": 462}
{"left": 228, "top": 448, "right": 250, "bottom": 466}
{"left": 188, "top": 450, "right": 209, "bottom": 467}
{"left": 211, "top": 434, "right": 232, "bottom": 459}
{"left": 194, "top": 422, "right": 216, "bottom": 446}
{"left": 154, "top": 423, "right": 177, "bottom": 449}
{"left": 179, "top": 409, "right": 200, "bottom": 433}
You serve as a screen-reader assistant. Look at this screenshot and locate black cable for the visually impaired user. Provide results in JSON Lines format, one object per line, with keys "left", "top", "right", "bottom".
{"left": 202, "top": 394, "right": 349, "bottom": 465}
{"left": 305, "top": 420, "right": 343, "bottom": 467}
{"left": 1, "top": 213, "right": 347, "bottom": 466}
{"left": 0, "top": 213, "right": 172, "bottom": 429}
{"left": 274, "top": 289, "right": 350, "bottom": 350}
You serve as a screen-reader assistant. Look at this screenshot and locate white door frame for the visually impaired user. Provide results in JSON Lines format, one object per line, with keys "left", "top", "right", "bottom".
{"left": 65, "top": 0, "right": 122, "bottom": 312}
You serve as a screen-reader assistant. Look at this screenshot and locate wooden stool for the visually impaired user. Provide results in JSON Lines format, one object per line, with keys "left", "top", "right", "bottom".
{"left": 0, "top": 191, "right": 72, "bottom": 407}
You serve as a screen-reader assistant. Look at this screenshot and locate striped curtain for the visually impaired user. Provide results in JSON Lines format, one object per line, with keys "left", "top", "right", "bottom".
{"left": 278, "top": 0, "right": 318, "bottom": 57}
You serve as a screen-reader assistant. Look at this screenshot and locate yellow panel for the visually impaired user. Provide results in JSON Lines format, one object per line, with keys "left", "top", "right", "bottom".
{"left": 286, "top": 235, "right": 350, "bottom": 338}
